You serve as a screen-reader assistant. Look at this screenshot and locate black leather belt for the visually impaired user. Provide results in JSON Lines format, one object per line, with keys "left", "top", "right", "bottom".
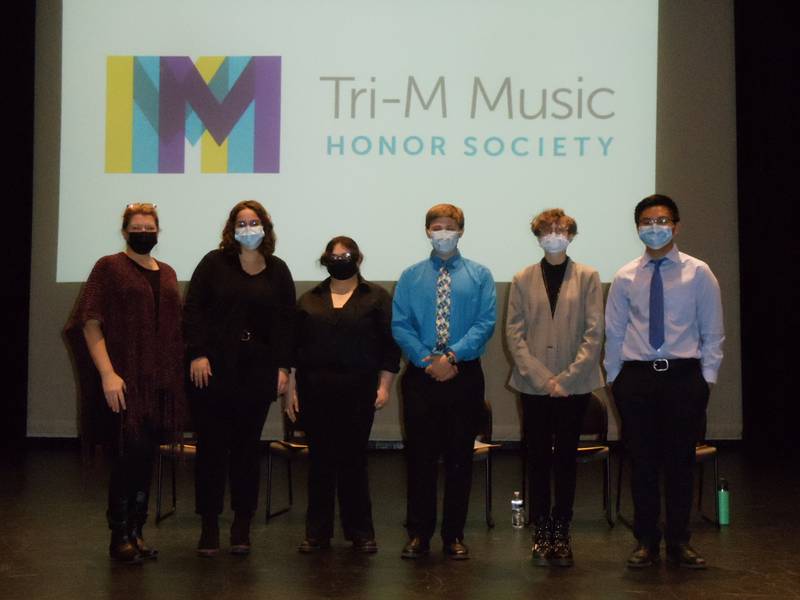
{"left": 624, "top": 358, "right": 699, "bottom": 373}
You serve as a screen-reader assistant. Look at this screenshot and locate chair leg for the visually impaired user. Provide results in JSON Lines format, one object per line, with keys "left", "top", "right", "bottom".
{"left": 713, "top": 454, "right": 720, "bottom": 527}
{"left": 155, "top": 452, "right": 164, "bottom": 523}
{"left": 265, "top": 451, "right": 273, "bottom": 522}
{"left": 697, "top": 462, "right": 705, "bottom": 513}
{"left": 485, "top": 452, "right": 495, "bottom": 528}
{"left": 287, "top": 459, "right": 294, "bottom": 506}
{"left": 603, "top": 457, "right": 614, "bottom": 527}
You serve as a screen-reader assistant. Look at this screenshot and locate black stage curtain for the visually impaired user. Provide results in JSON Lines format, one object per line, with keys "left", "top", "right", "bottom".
{"left": 735, "top": 1, "right": 798, "bottom": 457}
{"left": 3, "top": 4, "right": 35, "bottom": 452}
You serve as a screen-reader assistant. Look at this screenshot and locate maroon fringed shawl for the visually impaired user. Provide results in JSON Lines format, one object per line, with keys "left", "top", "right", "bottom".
{"left": 65, "top": 253, "right": 186, "bottom": 444}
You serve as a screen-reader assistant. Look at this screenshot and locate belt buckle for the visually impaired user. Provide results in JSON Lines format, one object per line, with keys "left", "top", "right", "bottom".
{"left": 652, "top": 358, "right": 669, "bottom": 372}
{"left": 240, "top": 330, "right": 252, "bottom": 342}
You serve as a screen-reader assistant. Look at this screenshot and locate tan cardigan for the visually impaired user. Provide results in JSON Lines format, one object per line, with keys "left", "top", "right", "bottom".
{"left": 506, "top": 260, "right": 604, "bottom": 395}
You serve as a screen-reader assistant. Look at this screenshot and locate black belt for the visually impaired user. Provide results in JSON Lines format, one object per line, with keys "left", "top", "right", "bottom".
{"left": 623, "top": 358, "right": 700, "bottom": 373}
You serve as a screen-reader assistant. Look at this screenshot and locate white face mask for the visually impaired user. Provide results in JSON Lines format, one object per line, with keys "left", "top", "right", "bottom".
{"left": 429, "top": 229, "right": 460, "bottom": 255}
{"left": 234, "top": 225, "right": 265, "bottom": 250}
{"left": 538, "top": 233, "right": 570, "bottom": 254}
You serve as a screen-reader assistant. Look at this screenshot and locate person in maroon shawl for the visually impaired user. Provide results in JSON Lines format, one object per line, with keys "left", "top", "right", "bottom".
{"left": 65, "top": 203, "right": 185, "bottom": 564}
{"left": 184, "top": 200, "right": 296, "bottom": 557}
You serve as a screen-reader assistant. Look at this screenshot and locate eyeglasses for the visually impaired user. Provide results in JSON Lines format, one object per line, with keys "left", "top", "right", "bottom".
{"left": 328, "top": 252, "right": 353, "bottom": 262}
{"left": 639, "top": 216, "right": 673, "bottom": 226}
{"left": 127, "top": 203, "right": 157, "bottom": 209}
{"left": 235, "top": 219, "right": 262, "bottom": 228}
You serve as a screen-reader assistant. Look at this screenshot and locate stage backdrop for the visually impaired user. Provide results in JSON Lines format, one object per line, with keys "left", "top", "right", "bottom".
{"left": 30, "top": 0, "right": 740, "bottom": 441}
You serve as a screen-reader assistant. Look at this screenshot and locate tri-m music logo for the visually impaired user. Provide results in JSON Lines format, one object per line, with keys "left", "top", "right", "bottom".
{"left": 105, "top": 56, "right": 281, "bottom": 174}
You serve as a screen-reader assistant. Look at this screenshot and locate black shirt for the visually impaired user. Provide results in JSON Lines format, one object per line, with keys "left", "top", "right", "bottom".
{"left": 540, "top": 257, "right": 569, "bottom": 316}
{"left": 130, "top": 258, "right": 161, "bottom": 329}
{"left": 183, "top": 250, "right": 296, "bottom": 378}
{"left": 295, "top": 278, "right": 401, "bottom": 374}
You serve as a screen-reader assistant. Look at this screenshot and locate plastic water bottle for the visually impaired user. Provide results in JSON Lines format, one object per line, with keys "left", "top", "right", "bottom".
{"left": 717, "top": 478, "right": 730, "bottom": 526}
{"left": 511, "top": 491, "right": 525, "bottom": 529}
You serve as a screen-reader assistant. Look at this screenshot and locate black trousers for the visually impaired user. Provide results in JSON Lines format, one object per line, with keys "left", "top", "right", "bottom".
{"left": 613, "top": 360, "right": 709, "bottom": 547}
{"left": 401, "top": 360, "right": 484, "bottom": 544}
{"left": 107, "top": 415, "right": 158, "bottom": 524}
{"left": 193, "top": 393, "right": 271, "bottom": 516}
{"left": 298, "top": 368, "right": 377, "bottom": 541}
{"left": 521, "top": 393, "right": 590, "bottom": 522}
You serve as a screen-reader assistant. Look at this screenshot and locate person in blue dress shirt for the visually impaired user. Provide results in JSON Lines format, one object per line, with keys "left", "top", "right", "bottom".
{"left": 605, "top": 194, "right": 724, "bottom": 570}
{"left": 392, "top": 203, "right": 496, "bottom": 560}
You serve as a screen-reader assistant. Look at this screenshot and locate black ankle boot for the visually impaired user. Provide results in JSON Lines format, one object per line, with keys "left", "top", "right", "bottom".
{"left": 107, "top": 499, "right": 143, "bottom": 564}
{"left": 550, "top": 518, "right": 574, "bottom": 567}
{"left": 197, "top": 514, "right": 220, "bottom": 557}
{"left": 531, "top": 517, "right": 552, "bottom": 567}
{"left": 128, "top": 491, "right": 158, "bottom": 560}
{"left": 230, "top": 512, "right": 252, "bottom": 555}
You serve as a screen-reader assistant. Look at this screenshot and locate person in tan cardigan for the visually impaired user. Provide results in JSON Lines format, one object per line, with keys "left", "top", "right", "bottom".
{"left": 506, "top": 208, "right": 604, "bottom": 568}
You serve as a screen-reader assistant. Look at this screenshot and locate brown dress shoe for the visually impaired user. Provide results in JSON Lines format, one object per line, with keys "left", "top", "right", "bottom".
{"left": 443, "top": 540, "right": 470, "bottom": 560}
{"left": 401, "top": 537, "right": 430, "bottom": 559}
{"left": 666, "top": 544, "right": 707, "bottom": 569}
{"left": 626, "top": 544, "right": 660, "bottom": 568}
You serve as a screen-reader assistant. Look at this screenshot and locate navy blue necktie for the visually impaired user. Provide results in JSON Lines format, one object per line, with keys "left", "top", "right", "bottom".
{"left": 649, "top": 258, "right": 666, "bottom": 350}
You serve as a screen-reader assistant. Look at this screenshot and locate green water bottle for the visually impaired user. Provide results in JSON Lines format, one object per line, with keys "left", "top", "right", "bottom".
{"left": 717, "top": 477, "right": 730, "bottom": 526}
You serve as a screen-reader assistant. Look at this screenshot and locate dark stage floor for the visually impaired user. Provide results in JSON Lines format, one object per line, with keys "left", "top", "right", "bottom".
{"left": 1, "top": 446, "right": 798, "bottom": 599}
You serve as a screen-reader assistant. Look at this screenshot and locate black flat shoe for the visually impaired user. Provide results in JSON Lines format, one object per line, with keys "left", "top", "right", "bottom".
{"left": 400, "top": 537, "right": 430, "bottom": 559}
{"left": 353, "top": 538, "right": 378, "bottom": 554}
{"left": 298, "top": 538, "right": 331, "bottom": 553}
{"left": 230, "top": 513, "right": 252, "bottom": 555}
{"left": 197, "top": 515, "right": 220, "bottom": 558}
{"left": 626, "top": 544, "right": 660, "bottom": 569}
{"left": 443, "top": 540, "right": 470, "bottom": 560}
{"left": 667, "top": 544, "right": 707, "bottom": 569}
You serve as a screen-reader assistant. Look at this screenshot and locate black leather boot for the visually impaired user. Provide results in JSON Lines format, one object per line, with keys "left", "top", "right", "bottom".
{"left": 197, "top": 514, "right": 220, "bottom": 557}
{"left": 128, "top": 491, "right": 158, "bottom": 560}
{"left": 107, "top": 499, "right": 143, "bottom": 565}
{"left": 230, "top": 512, "right": 252, "bottom": 555}
{"left": 549, "top": 518, "right": 574, "bottom": 567}
{"left": 531, "top": 517, "right": 552, "bottom": 567}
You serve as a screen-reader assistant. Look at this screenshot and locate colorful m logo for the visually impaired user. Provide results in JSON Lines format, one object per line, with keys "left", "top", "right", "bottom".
{"left": 106, "top": 56, "right": 281, "bottom": 173}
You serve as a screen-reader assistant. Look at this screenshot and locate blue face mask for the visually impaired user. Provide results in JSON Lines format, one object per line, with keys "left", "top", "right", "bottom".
{"left": 235, "top": 225, "right": 265, "bottom": 250}
{"left": 638, "top": 225, "right": 673, "bottom": 250}
{"left": 429, "top": 229, "right": 460, "bottom": 255}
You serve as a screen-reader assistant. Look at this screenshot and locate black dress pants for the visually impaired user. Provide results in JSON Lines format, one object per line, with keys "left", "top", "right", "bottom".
{"left": 193, "top": 392, "right": 271, "bottom": 516}
{"left": 613, "top": 360, "right": 709, "bottom": 547}
{"left": 521, "top": 393, "right": 590, "bottom": 522}
{"left": 107, "top": 415, "right": 158, "bottom": 523}
{"left": 298, "top": 368, "right": 377, "bottom": 541}
{"left": 401, "top": 360, "right": 484, "bottom": 544}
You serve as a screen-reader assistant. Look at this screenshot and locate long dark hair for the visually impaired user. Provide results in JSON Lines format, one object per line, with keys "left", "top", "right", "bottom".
{"left": 219, "top": 200, "right": 276, "bottom": 258}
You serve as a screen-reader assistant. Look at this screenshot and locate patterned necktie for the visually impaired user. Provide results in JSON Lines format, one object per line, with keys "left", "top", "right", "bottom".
{"left": 435, "top": 264, "right": 451, "bottom": 352}
{"left": 649, "top": 258, "right": 666, "bottom": 350}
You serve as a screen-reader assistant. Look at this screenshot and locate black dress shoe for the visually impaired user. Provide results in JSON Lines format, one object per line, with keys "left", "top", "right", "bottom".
{"left": 352, "top": 538, "right": 378, "bottom": 554}
{"left": 109, "top": 531, "right": 144, "bottom": 565}
{"left": 230, "top": 513, "right": 252, "bottom": 555}
{"left": 443, "top": 540, "right": 470, "bottom": 560}
{"left": 401, "top": 537, "right": 430, "bottom": 559}
{"left": 298, "top": 538, "right": 331, "bottom": 553}
{"left": 197, "top": 515, "right": 220, "bottom": 557}
{"left": 666, "top": 544, "right": 707, "bottom": 569}
{"left": 626, "top": 544, "right": 660, "bottom": 569}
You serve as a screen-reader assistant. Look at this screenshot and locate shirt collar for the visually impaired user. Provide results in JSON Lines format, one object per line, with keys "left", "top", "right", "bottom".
{"left": 637, "top": 244, "right": 680, "bottom": 269}
{"left": 429, "top": 249, "right": 462, "bottom": 269}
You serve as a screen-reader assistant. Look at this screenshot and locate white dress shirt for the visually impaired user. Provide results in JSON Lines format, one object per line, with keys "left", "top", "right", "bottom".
{"left": 604, "top": 245, "right": 724, "bottom": 383}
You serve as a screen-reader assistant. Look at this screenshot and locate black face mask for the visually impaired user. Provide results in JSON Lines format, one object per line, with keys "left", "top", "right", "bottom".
{"left": 127, "top": 232, "right": 158, "bottom": 255}
{"left": 326, "top": 259, "right": 359, "bottom": 280}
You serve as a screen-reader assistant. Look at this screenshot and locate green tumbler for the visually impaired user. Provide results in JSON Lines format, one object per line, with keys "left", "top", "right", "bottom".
{"left": 717, "top": 478, "right": 730, "bottom": 526}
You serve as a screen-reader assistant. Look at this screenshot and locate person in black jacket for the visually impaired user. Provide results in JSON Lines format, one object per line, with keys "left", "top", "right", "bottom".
{"left": 287, "top": 236, "right": 400, "bottom": 554}
{"left": 184, "top": 200, "right": 296, "bottom": 557}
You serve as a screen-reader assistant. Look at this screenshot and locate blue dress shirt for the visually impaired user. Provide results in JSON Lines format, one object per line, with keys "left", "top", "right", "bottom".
{"left": 392, "top": 251, "right": 497, "bottom": 367}
{"left": 604, "top": 245, "right": 725, "bottom": 383}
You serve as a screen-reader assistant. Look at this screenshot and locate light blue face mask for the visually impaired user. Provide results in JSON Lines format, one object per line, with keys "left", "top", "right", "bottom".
{"left": 235, "top": 225, "right": 265, "bottom": 250}
{"left": 638, "top": 224, "right": 673, "bottom": 250}
{"left": 429, "top": 229, "right": 460, "bottom": 254}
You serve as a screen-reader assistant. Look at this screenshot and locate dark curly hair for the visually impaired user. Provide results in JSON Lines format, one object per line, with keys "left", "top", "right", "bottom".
{"left": 220, "top": 200, "right": 276, "bottom": 258}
